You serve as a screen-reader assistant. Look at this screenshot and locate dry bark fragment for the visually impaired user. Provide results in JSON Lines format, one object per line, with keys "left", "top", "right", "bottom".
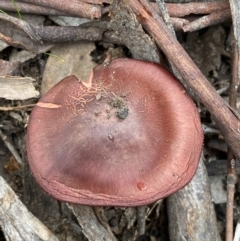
{"left": 0, "top": 176, "right": 59, "bottom": 241}
{"left": 0, "top": 76, "right": 39, "bottom": 100}
{"left": 167, "top": 158, "right": 221, "bottom": 241}
{"left": 110, "top": 0, "right": 160, "bottom": 63}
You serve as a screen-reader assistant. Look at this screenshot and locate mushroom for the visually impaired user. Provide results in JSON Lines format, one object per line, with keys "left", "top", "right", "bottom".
{"left": 27, "top": 58, "right": 203, "bottom": 206}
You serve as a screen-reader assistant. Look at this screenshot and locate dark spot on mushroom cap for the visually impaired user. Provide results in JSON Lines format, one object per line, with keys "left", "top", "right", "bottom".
{"left": 26, "top": 58, "right": 203, "bottom": 207}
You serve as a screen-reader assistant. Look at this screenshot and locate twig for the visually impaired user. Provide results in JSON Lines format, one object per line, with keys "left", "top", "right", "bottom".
{"left": 0, "top": 14, "right": 105, "bottom": 53}
{"left": 226, "top": 27, "right": 239, "bottom": 241}
{"left": 0, "top": 129, "right": 23, "bottom": 165}
{"left": 183, "top": 9, "right": 231, "bottom": 32}
{"left": 33, "top": 25, "right": 105, "bottom": 43}
{"left": 19, "top": 0, "right": 102, "bottom": 19}
{"left": 202, "top": 124, "right": 221, "bottom": 135}
{"left": 0, "top": 104, "right": 36, "bottom": 111}
{"left": 207, "top": 159, "right": 240, "bottom": 176}
{"left": 56, "top": 0, "right": 111, "bottom": 3}
{"left": 129, "top": 0, "right": 240, "bottom": 160}
{"left": 0, "top": 0, "right": 229, "bottom": 22}
{"left": 208, "top": 139, "right": 228, "bottom": 153}
{"left": 0, "top": 0, "right": 72, "bottom": 16}
{"left": 227, "top": 0, "right": 240, "bottom": 238}
{"left": 226, "top": 172, "right": 237, "bottom": 241}
{"left": 145, "top": 199, "right": 163, "bottom": 219}
{"left": 0, "top": 0, "right": 110, "bottom": 17}
{"left": 227, "top": 31, "right": 239, "bottom": 169}
{"left": 164, "top": 1, "right": 229, "bottom": 18}
{"left": 0, "top": 13, "right": 41, "bottom": 42}
{"left": 156, "top": 0, "right": 174, "bottom": 34}
{"left": 154, "top": 0, "right": 186, "bottom": 80}
{"left": 171, "top": 17, "right": 189, "bottom": 31}
{"left": 229, "top": 32, "right": 239, "bottom": 110}
{"left": 229, "top": 0, "right": 240, "bottom": 92}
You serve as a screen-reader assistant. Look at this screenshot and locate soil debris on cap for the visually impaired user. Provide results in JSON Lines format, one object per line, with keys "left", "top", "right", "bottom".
{"left": 109, "top": 94, "right": 129, "bottom": 119}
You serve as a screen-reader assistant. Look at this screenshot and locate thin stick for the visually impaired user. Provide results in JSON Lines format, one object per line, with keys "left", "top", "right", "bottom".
{"left": 164, "top": 1, "right": 229, "bottom": 17}
{"left": 0, "top": 104, "right": 36, "bottom": 111}
{"left": 33, "top": 25, "right": 104, "bottom": 43}
{"left": 228, "top": 31, "right": 239, "bottom": 139}
{"left": 156, "top": 0, "right": 174, "bottom": 34}
{"left": 0, "top": 0, "right": 71, "bottom": 16}
{"left": 0, "top": 13, "right": 41, "bottom": 42}
{"left": 226, "top": 0, "right": 240, "bottom": 236}
{"left": 19, "top": 0, "right": 101, "bottom": 19}
{"left": 183, "top": 9, "right": 231, "bottom": 32}
{"left": 0, "top": 129, "right": 22, "bottom": 165}
{"left": 226, "top": 28, "right": 239, "bottom": 241}
{"left": 226, "top": 172, "right": 236, "bottom": 241}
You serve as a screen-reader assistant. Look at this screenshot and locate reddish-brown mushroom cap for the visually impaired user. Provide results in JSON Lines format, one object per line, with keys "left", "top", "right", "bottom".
{"left": 27, "top": 58, "right": 203, "bottom": 206}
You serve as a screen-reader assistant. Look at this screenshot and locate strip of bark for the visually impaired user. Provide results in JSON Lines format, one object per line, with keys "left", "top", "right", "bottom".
{"left": 129, "top": 0, "right": 240, "bottom": 160}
